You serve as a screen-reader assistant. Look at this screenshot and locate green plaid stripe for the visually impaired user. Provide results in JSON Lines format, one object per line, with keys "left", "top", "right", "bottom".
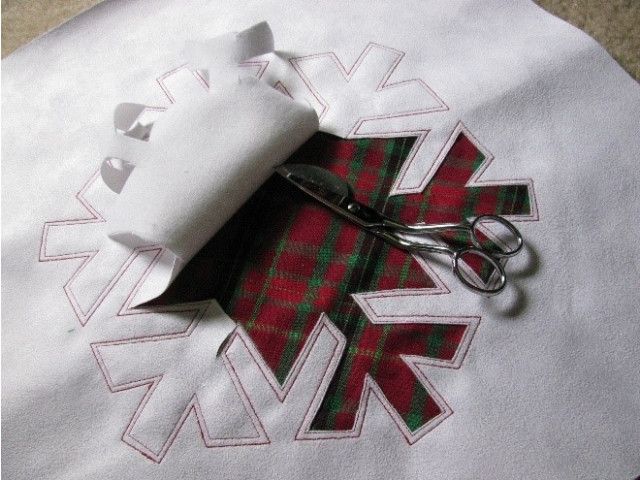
{"left": 155, "top": 131, "right": 532, "bottom": 434}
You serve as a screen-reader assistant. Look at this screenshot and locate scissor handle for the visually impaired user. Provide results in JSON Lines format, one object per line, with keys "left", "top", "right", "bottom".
{"left": 371, "top": 226, "right": 508, "bottom": 295}
{"left": 469, "top": 215, "right": 523, "bottom": 258}
{"left": 452, "top": 247, "right": 507, "bottom": 296}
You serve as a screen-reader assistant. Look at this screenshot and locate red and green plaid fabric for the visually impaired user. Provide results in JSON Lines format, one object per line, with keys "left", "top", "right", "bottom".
{"left": 392, "top": 134, "right": 530, "bottom": 225}
{"left": 158, "top": 131, "right": 532, "bottom": 433}
{"left": 389, "top": 133, "right": 532, "bottom": 282}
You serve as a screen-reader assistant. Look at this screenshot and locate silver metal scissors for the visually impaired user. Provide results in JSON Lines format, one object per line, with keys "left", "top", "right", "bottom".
{"left": 276, "top": 164, "right": 524, "bottom": 296}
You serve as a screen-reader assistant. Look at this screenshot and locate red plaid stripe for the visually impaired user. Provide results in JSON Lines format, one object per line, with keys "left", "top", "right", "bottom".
{"left": 157, "top": 132, "right": 532, "bottom": 433}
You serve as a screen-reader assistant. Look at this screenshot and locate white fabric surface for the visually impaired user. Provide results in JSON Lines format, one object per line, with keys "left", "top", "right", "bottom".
{"left": 103, "top": 22, "right": 318, "bottom": 304}
{"left": 2, "top": 1, "right": 639, "bottom": 479}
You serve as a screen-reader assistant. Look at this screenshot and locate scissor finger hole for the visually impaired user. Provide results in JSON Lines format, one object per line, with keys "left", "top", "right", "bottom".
{"left": 470, "top": 215, "right": 523, "bottom": 258}
{"left": 453, "top": 249, "right": 506, "bottom": 296}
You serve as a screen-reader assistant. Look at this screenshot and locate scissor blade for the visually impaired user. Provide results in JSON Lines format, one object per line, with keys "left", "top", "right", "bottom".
{"left": 276, "top": 164, "right": 395, "bottom": 230}
{"left": 276, "top": 164, "right": 352, "bottom": 208}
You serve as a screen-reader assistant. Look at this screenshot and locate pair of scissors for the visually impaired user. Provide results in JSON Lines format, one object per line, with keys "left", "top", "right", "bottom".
{"left": 276, "top": 164, "right": 523, "bottom": 296}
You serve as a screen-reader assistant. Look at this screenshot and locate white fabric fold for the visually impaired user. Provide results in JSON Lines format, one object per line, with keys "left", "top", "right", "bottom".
{"left": 184, "top": 21, "right": 275, "bottom": 72}
{"left": 101, "top": 22, "right": 319, "bottom": 305}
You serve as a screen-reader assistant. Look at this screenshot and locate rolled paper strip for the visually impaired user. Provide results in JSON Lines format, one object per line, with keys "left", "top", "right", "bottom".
{"left": 106, "top": 75, "right": 319, "bottom": 305}
{"left": 101, "top": 104, "right": 152, "bottom": 193}
{"left": 101, "top": 22, "right": 276, "bottom": 193}
{"left": 113, "top": 103, "right": 149, "bottom": 133}
{"left": 184, "top": 21, "right": 275, "bottom": 84}
{"left": 100, "top": 157, "right": 135, "bottom": 194}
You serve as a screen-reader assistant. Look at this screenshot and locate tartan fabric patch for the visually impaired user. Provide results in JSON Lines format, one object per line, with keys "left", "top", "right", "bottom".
{"left": 158, "top": 131, "right": 532, "bottom": 434}
{"left": 389, "top": 133, "right": 532, "bottom": 282}
{"left": 392, "top": 134, "right": 530, "bottom": 225}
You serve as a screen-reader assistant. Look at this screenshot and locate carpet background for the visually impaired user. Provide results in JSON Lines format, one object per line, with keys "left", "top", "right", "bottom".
{"left": 1, "top": 0, "right": 639, "bottom": 81}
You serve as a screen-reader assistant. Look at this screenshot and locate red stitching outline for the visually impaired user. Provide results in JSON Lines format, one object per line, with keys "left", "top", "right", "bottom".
{"left": 222, "top": 314, "right": 345, "bottom": 404}
{"left": 91, "top": 307, "right": 270, "bottom": 464}
{"left": 390, "top": 121, "right": 540, "bottom": 220}
{"left": 287, "top": 45, "right": 538, "bottom": 222}
{"left": 39, "top": 170, "right": 104, "bottom": 262}
{"left": 273, "top": 81, "right": 293, "bottom": 98}
{"left": 40, "top": 45, "right": 540, "bottom": 456}
{"left": 289, "top": 42, "right": 448, "bottom": 136}
{"left": 239, "top": 60, "right": 269, "bottom": 80}
{"left": 38, "top": 170, "right": 168, "bottom": 326}
{"left": 40, "top": 60, "right": 274, "bottom": 327}
{"left": 372, "top": 122, "right": 540, "bottom": 290}
{"left": 157, "top": 64, "right": 209, "bottom": 104}
{"left": 294, "top": 310, "right": 480, "bottom": 443}
{"left": 158, "top": 60, "right": 269, "bottom": 104}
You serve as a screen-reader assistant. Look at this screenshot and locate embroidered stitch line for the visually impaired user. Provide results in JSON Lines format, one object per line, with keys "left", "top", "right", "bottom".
{"left": 40, "top": 42, "right": 538, "bottom": 462}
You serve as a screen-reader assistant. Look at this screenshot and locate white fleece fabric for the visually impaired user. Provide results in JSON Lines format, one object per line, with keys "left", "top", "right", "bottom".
{"left": 2, "top": 1, "right": 639, "bottom": 479}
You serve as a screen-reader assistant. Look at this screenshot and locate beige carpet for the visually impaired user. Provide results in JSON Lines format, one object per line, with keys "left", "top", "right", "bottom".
{"left": 1, "top": 0, "right": 102, "bottom": 56}
{"left": 536, "top": 0, "right": 639, "bottom": 80}
{"left": 2, "top": 0, "right": 639, "bottom": 80}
